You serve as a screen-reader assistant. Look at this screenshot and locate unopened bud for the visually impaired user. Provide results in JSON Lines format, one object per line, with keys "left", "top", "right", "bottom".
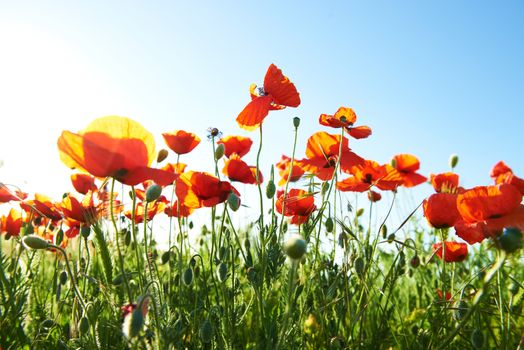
{"left": 22, "top": 235, "right": 51, "bottom": 250}
{"left": 217, "top": 262, "right": 228, "bottom": 282}
{"left": 80, "top": 226, "right": 90, "bottom": 238}
{"left": 266, "top": 180, "right": 276, "bottom": 199}
{"left": 390, "top": 158, "right": 397, "bottom": 169}
{"left": 410, "top": 255, "right": 420, "bottom": 268}
{"left": 200, "top": 318, "right": 213, "bottom": 343}
{"left": 59, "top": 270, "right": 68, "bottom": 285}
{"left": 470, "top": 329, "right": 484, "bottom": 349}
{"left": 449, "top": 154, "right": 459, "bottom": 169}
{"left": 356, "top": 208, "right": 364, "bottom": 217}
{"left": 498, "top": 227, "right": 523, "bottom": 253}
{"left": 354, "top": 256, "right": 365, "bottom": 276}
{"left": 79, "top": 316, "right": 90, "bottom": 335}
{"left": 227, "top": 192, "right": 240, "bottom": 211}
{"left": 145, "top": 184, "right": 162, "bottom": 202}
{"left": 183, "top": 267, "right": 194, "bottom": 286}
{"left": 283, "top": 234, "right": 307, "bottom": 260}
{"left": 293, "top": 117, "right": 301, "bottom": 128}
{"left": 214, "top": 143, "right": 225, "bottom": 160}
{"left": 325, "top": 217, "right": 334, "bottom": 233}
{"left": 157, "top": 149, "right": 169, "bottom": 163}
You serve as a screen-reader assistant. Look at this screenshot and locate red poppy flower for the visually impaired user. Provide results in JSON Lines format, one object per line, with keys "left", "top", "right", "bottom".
{"left": 223, "top": 154, "right": 263, "bottom": 185}
{"left": 367, "top": 190, "right": 382, "bottom": 202}
{"left": 454, "top": 220, "right": 488, "bottom": 244}
{"left": 276, "top": 155, "right": 305, "bottom": 186}
{"left": 1, "top": 208, "right": 24, "bottom": 237}
{"left": 162, "top": 130, "right": 201, "bottom": 155}
{"left": 436, "top": 289, "right": 453, "bottom": 301}
{"left": 161, "top": 162, "right": 187, "bottom": 175}
{"left": 60, "top": 193, "right": 98, "bottom": 226}
{"left": 456, "top": 184, "right": 522, "bottom": 223}
{"left": 423, "top": 193, "right": 461, "bottom": 229}
{"left": 432, "top": 241, "right": 468, "bottom": 262}
{"left": 490, "top": 161, "right": 524, "bottom": 195}
{"left": 275, "top": 189, "right": 316, "bottom": 225}
{"left": 21, "top": 194, "right": 63, "bottom": 221}
{"left": 125, "top": 201, "right": 166, "bottom": 224}
{"left": 58, "top": 116, "right": 177, "bottom": 186}
{"left": 236, "top": 64, "right": 301, "bottom": 131}
{"left": 430, "top": 173, "right": 460, "bottom": 193}
{"left": 297, "top": 132, "right": 364, "bottom": 181}
{"left": 71, "top": 173, "right": 98, "bottom": 195}
{"left": 392, "top": 154, "right": 427, "bottom": 188}
{"left": 0, "top": 184, "right": 27, "bottom": 203}
{"left": 319, "top": 107, "right": 372, "bottom": 139}
{"left": 164, "top": 201, "right": 194, "bottom": 218}
{"left": 337, "top": 160, "right": 403, "bottom": 192}
{"left": 176, "top": 171, "right": 238, "bottom": 209}
{"left": 217, "top": 135, "right": 253, "bottom": 158}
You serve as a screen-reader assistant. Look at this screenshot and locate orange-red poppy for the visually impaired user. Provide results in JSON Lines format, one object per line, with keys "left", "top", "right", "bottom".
{"left": 297, "top": 132, "right": 364, "bottom": 181}
{"left": 0, "top": 208, "right": 24, "bottom": 237}
{"left": 164, "top": 201, "right": 194, "bottom": 218}
{"left": 392, "top": 154, "right": 427, "bottom": 188}
{"left": 432, "top": 241, "right": 468, "bottom": 262}
{"left": 423, "top": 193, "right": 461, "bottom": 229}
{"left": 490, "top": 161, "right": 524, "bottom": 195}
{"left": 57, "top": 116, "right": 177, "bottom": 186}
{"left": 217, "top": 135, "right": 253, "bottom": 158}
{"left": 337, "top": 160, "right": 403, "bottom": 192}
{"left": 236, "top": 64, "right": 300, "bottom": 131}
{"left": 453, "top": 220, "right": 488, "bottom": 244}
{"left": 162, "top": 130, "right": 201, "bottom": 155}
{"left": 0, "top": 184, "right": 27, "bottom": 203}
{"left": 161, "top": 162, "right": 187, "bottom": 175}
{"left": 71, "top": 173, "right": 98, "bottom": 195}
{"left": 176, "top": 171, "right": 238, "bottom": 209}
{"left": 21, "top": 194, "right": 63, "bottom": 222}
{"left": 60, "top": 193, "right": 97, "bottom": 226}
{"left": 276, "top": 155, "right": 305, "bottom": 186}
{"left": 319, "top": 107, "right": 372, "bottom": 139}
{"left": 456, "top": 184, "right": 522, "bottom": 223}
{"left": 125, "top": 201, "right": 166, "bottom": 224}
{"left": 223, "top": 154, "right": 263, "bottom": 185}
{"left": 430, "top": 173, "right": 460, "bottom": 193}
{"left": 367, "top": 190, "right": 382, "bottom": 202}
{"left": 275, "top": 189, "right": 316, "bottom": 225}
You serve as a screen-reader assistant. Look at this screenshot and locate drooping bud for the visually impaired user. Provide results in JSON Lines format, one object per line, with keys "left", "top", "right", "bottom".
{"left": 157, "top": 149, "right": 169, "bottom": 163}
{"left": 497, "top": 227, "right": 523, "bottom": 253}
{"left": 55, "top": 229, "right": 64, "bottom": 246}
{"left": 453, "top": 300, "right": 468, "bottom": 320}
{"left": 293, "top": 117, "right": 301, "bottom": 128}
{"left": 214, "top": 143, "right": 225, "bottom": 160}
{"left": 59, "top": 270, "right": 68, "bottom": 285}
{"left": 354, "top": 256, "right": 365, "bottom": 276}
{"left": 183, "top": 267, "right": 194, "bottom": 286}
{"left": 22, "top": 235, "right": 51, "bottom": 250}
{"left": 283, "top": 234, "right": 307, "bottom": 260}
{"left": 227, "top": 192, "right": 240, "bottom": 211}
{"left": 145, "top": 184, "right": 162, "bottom": 202}
{"left": 200, "top": 318, "right": 213, "bottom": 343}
{"left": 217, "top": 262, "right": 228, "bottom": 282}
{"left": 449, "top": 154, "right": 459, "bottom": 169}
{"left": 79, "top": 316, "right": 90, "bottom": 335}
{"left": 325, "top": 217, "right": 334, "bottom": 233}
{"left": 410, "top": 255, "right": 420, "bottom": 268}
{"left": 470, "top": 329, "right": 484, "bottom": 349}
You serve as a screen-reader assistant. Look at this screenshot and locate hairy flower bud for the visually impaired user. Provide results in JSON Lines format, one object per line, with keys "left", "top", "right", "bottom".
{"left": 157, "top": 149, "right": 169, "bottom": 163}
{"left": 449, "top": 154, "right": 459, "bottom": 169}
{"left": 22, "top": 235, "right": 50, "bottom": 250}
{"left": 283, "top": 234, "right": 307, "bottom": 260}
{"left": 145, "top": 184, "right": 162, "bottom": 202}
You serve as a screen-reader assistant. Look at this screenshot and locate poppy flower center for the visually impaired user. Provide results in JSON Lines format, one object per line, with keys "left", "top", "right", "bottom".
{"left": 326, "top": 156, "right": 338, "bottom": 168}
{"left": 364, "top": 173, "right": 373, "bottom": 183}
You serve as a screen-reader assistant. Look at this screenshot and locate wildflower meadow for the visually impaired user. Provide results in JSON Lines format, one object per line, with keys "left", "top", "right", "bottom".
{"left": 0, "top": 64, "right": 523, "bottom": 349}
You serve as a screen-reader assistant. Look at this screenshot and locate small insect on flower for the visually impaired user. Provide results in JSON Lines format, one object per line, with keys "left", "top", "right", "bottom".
{"left": 207, "top": 127, "right": 222, "bottom": 140}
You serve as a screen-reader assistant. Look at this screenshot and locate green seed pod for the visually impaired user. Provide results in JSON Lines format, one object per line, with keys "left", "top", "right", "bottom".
{"left": 124, "top": 229, "right": 132, "bottom": 246}
{"left": 145, "top": 184, "right": 162, "bottom": 202}
{"left": 453, "top": 300, "right": 468, "bottom": 320}
{"left": 183, "top": 267, "right": 194, "bottom": 286}
{"left": 22, "top": 235, "right": 50, "bottom": 250}
{"left": 80, "top": 226, "right": 90, "bottom": 239}
{"left": 497, "top": 227, "right": 523, "bottom": 253}
{"left": 79, "top": 316, "right": 89, "bottom": 335}
{"left": 470, "top": 329, "right": 484, "bottom": 349}
{"left": 214, "top": 143, "right": 225, "bottom": 160}
{"left": 217, "top": 262, "right": 228, "bottom": 282}
{"left": 387, "top": 233, "right": 396, "bottom": 243}
{"left": 157, "top": 149, "right": 169, "bottom": 163}
{"left": 293, "top": 117, "right": 301, "bottom": 128}
{"left": 227, "top": 192, "right": 240, "bottom": 211}
{"left": 380, "top": 225, "right": 388, "bottom": 239}
{"left": 266, "top": 180, "right": 276, "bottom": 199}
{"left": 283, "top": 234, "right": 307, "bottom": 260}
{"left": 321, "top": 181, "right": 330, "bottom": 196}
{"left": 219, "top": 246, "right": 228, "bottom": 260}
{"left": 200, "top": 318, "right": 213, "bottom": 344}
{"left": 189, "top": 221, "right": 194, "bottom": 229}
{"left": 325, "top": 217, "right": 334, "bottom": 233}
{"left": 59, "top": 270, "right": 68, "bottom": 285}
{"left": 449, "top": 154, "right": 459, "bottom": 169}
{"left": 354, "top": 257, "right": 365, "bottom": 276}
{"left": 55, "top": 229, "right": 64, "bottom": 246}
{"left": 161, "top": 251, "right": 171, "bottom": 265}
{"left": 41, "top": 319, "right": 55, "bottom": 329}
{"left": 356, "top": 208, "right": 364, "bottom": 217}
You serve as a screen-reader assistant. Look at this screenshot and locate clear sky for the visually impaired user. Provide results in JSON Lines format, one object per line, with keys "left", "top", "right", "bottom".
{"left": 1, "top": 1, "right": 523, "bottom": 217}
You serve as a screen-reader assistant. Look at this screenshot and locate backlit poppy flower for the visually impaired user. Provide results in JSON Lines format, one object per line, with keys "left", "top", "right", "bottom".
{"left": 0, "top": 184, "right": 27, "bottom": 203}
{"left": 430, "top": 173, "right": 460, "bottom": 194}
{"left": 423, "top": 193, "right": 461, "bottom": 229}
{"left": 392, "top": 154, "right": 427, "bottom": 188}
{"left": 60, "top": 193, "right": 98, "bottom": 226}
{"left": 454, "top": 220, "right": 488, "bottom": 244}
{"left": 319, "top": 107, "right": 372, "bottom": 139}
{"left": 297, "top": 132, "right": 364, "bottom": 181}
{"left": 1, "top": 208, "right": 24, "bottom": 237}
{"left": 456, "top": 184, "right": 522, "bottom": 223}
{"left": 217, "top": 135, "right": 253, "bottom": 158}
{"left": 223, "top": 154, "right": 263, "bottom": 185}
{"left": 236, "top": 64, "right": 300, "bottom": 131}
{"left": 337, "top": 160, "right": 403, "bottom": 192}
{"left": 162, "top": 130, "right": 201, "bottom": 155}
{"left": 275, "top": 189, "right": 316, "bottom": 225}
{"left": 432, "top": 241, "right": 468, "bottom": 262}
{"left": 71, "top": 173, "right": 98, "bottom": 195}
{"left": 490, "top": 161, "right": 524, "bottom": 195}
{"left": 276, "top": 155, "right": 305, "bottom": 186}
{"left": 164, "top": 201, "right": 194, "bottom": 218}
{"left": 367, "top": 190, "right": 382, "bottom": 202}
{"left": 176, "top": 171, "right": 238, "bottom": 209}
{"left": 21, "top": 194, "right": 63, "bottom": 222}
{"left": 161, "top": 162, "right": 187, "bottom": 175}
{"left": 57, "top": 116, "right": 177, "bottom": 186}
{"left": 125, "top": 201, "right": 166, "bottom": 224}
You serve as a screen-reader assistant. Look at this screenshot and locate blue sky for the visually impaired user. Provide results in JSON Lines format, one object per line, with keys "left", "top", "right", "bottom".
{"left": 1, "top": 1, "right": 523, "bottom": 216}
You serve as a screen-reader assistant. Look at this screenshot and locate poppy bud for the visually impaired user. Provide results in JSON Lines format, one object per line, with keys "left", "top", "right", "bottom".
{"left": 124, "top": 229, "right": 132, "bottom": 246}
{"left": 390, "top": 158, "right": 397, "bottom": 168}
{"left": 22, "top": 235, "right": 50, "bottom": 250}
{"left": 265, "top": 180, "right": 276, "bottom": 199}
{"left": 80, "top": 226, "right": 90, "bottom": 238}
{"left": 387, "top": 233, "right": 396, "bottom": 243}
{"left": 449, "top": 154, "right": 459, "bottom": 169}
{"left": 217, "top": 262, "right": 228, "bottom": 282}
{"left": 145, "top": 184, "right": 162, "bottom": 202}
{"left": 453, "top": 300, "right": 468, "bottom": 320}
{"left": 509, "top": 281, "right": 520, "bottom": 295}
{"left": 56, "top": 229, "right": 64, "bottom": 246}
{"left": 354, "top": 256, "right": 365, "bottom": 276}
{"left": 183, "top": 267, "right": 193, "bottom": 286}
{"left": 497, "top": 227, "right": 523, "bottom": 253}
{"left": 283, "top": 234, "right": 307, "bottom": 260}
{"left": 123, "top": 309, "right": 144, "bottom": 338}
{"left": 381, "top": 225, "right": 388, "bottom": 238}
{"left": 321, "top": 181, "right": 330, "bottom": 196}
{"left": 59, "top": 270, "right": 68, "bottom": 285}
{"left": 356, "top": 208, "right": 364, "bottom": 217}
{"left": 161, "top": 251, "right": 171, "bottom": 265}
{"left": 214, "top": 143, "right": 225, "bottom": 160}
{"left": 293, "top": 117, "right": 301, "bottom": 128}
{"left": 200, "top": 318, "right": 213, "bottom": 343}
{"left": 227, "top": 192, "right": 240, "bottom": 211}
{"left": 325, "top": 217, "right": 334, "bottom": 233}
{"left": 244, "top": 238, "right": 251, "bottom": 250}
{"left": 79, "top": 316, "right": 90, "bottom": 335}
{"left": 470, "top": 329, "right": 484, "bottom": 349}
{"left": 157, "top": 149, "right": 169, "bottom": 163}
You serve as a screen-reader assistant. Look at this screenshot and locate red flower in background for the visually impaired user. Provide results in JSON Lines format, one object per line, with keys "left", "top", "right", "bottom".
{"left": 0, "top": 184, "right": 27, "bottom": 203}
{"left": 423, "top": 193, "right": 461, "bottom": 229}
{"left": 367, "top": 190, "right": 382, "bottom": 202}
{"left": 392, "top": 154, "right": 427, "bottom": 188}
{"left": 71, "top": 173, "right": 98, "bottom": 195}
{"left": 164, "top": 201, "right": 194, "bottom": 218}
{"left": 57, "top": 116, "right": 177, "bottom": 186}
{"left": 319, "top": 106, "right": 372, "bottom": 139}
{"left": 276, "top": 189, "right": 316, "bottom": 225}
{"left": 217, "top": 135, "right": 253, "bottom": 158}
{"left": 236, "top": 64, "right": 301, "bottom": 131}
{"left": 0, "top": 208, "right": 25, "bottom": 237}
{"left": 276, "top": 155, "right": 305, "bottom": 186}
{"left": 125, "top": 201, "right": 166, "bottom": 224}
{"left": 223, "top": 154, "right": 263, "bottom": 185}
{"left": 430, "top": 172, "right": 460, "bottom": 193}
{"left": 297, "top": 131, "right": 364, "bottom": 181}
{"left": 432, "top": 241, "right": 468, "bottom": 262}
{"left": 337, "top": 160, "right": 403, "bottom": 192}
{"left": 490, "top": 161, "right": 524, "bottom": 195}
{"left": 176, "top": 171, "right": 238, "bottom": 209}
{"left": 21, "top": 194, "right": 63, "bottom": 222}
{"left": 162, "top": 130, "right": 201, "bottom": 155}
